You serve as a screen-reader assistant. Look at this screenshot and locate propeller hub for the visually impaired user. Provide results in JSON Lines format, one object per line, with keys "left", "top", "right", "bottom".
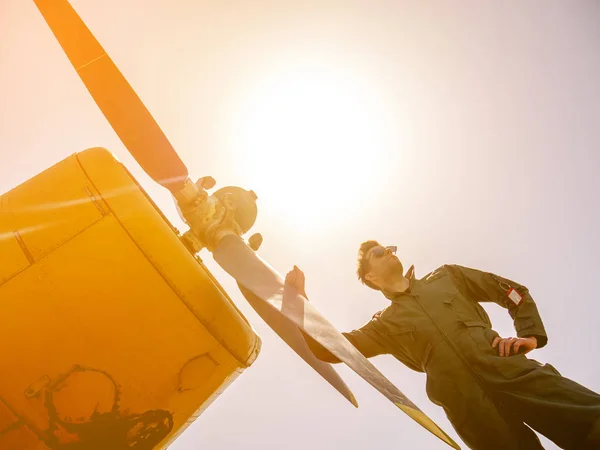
{"left": 174, "top": 181, "right": 258, "bottom": 252}
{"left": 213, "top": 186, "right": 258, "bottom": 236}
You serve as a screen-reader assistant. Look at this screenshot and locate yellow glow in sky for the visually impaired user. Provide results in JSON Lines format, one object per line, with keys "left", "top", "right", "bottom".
{"left": 230, "top": 59, "right": 388, "bottom": 228}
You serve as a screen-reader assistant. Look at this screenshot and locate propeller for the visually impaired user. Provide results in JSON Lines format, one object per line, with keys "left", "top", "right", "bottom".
{"left": 32, "top": 0, "right": 188, "bottom": 193}
{"left": 32, "top": 1, "right": 459, "bottom": 448}
{"left": 236, "top": 234, "right": 357, "bottom": 407}
{"left": 214, "top": 234, "right": 459, "bottom": 448}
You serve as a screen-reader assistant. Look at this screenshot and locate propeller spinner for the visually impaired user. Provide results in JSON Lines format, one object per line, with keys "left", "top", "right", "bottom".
{"left": 32, "top": 1, "right": 459, "bottom": 448}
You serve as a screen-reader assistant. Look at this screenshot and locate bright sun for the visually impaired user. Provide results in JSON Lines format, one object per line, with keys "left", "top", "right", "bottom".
{"left": 230, "top": 59, "right": 389, "bottom": 229}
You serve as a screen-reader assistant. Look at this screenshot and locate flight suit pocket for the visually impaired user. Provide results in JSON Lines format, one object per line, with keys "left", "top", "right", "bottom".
{"left": 462, "top": 321, "right": 539, "bottom": 380}
{"left": 460, "top": 320, "right": 498, "bottom": 352}
{"left": 388, "top": 324, "right": 416, "bottom": 340}
{"left": 385, "top": 324, "right": 429, "bottom": 372}
{"left": 385, "top": 324, "right": 416, "bottom": 353}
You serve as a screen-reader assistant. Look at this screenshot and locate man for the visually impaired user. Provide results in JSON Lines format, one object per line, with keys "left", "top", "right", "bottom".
{"left": 286, "top": 240, "right": 600, "bottom": 450}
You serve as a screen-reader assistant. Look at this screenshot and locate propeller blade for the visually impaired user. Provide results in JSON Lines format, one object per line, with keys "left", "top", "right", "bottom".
{"left": 33, "top": 0, "right": 188, "bottom": 192}
{"left": 213, "top": 235, "right": 460, "bottom": 449}
{"left": 236, "top": 283, "right": 358, "bottom": 407}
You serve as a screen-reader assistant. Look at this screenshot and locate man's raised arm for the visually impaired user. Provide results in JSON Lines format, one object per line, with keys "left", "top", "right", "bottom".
{"left": 285, "top": 266, "right": 386, "bottom": 362}
{"left": 301, "top": 323, "right": 386, "bottom": 363}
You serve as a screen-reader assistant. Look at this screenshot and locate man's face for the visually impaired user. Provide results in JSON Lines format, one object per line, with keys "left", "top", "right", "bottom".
{"left": 364, "top": 245, "right": 404, "bottom": 289}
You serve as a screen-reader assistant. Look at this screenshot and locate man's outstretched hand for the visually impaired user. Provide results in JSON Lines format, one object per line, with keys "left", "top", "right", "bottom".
{"left": 492, "top": 336, "right": 538, "bottom": 356}
{"left": 285, "top": 265, "right": 307, "bottom": 299}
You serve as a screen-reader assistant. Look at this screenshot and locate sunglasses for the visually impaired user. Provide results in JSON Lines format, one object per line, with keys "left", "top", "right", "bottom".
{"left": 370, "top": 245, "right": 397, "bottom": 258}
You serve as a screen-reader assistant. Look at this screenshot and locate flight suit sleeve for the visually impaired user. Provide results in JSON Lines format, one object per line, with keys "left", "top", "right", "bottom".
{"left": 446, "top": 264, "right": 548, "bottom": 349}
{"left": 301, "top": 320, "right": 387, "bottom": 363}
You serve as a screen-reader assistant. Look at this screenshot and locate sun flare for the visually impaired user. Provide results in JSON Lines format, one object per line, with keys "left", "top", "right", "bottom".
{"left": 230, "top": 60, "right": 389, "bottom": 229}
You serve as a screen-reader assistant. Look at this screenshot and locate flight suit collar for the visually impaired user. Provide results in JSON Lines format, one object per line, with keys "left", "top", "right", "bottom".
{"left": 382, "top": 265, "right": 416, "bottom": 301}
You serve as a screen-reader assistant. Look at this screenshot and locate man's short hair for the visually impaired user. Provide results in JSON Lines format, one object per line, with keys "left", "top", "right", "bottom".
{"left": 356, "top": 240, "right": 382, "bottom": 291}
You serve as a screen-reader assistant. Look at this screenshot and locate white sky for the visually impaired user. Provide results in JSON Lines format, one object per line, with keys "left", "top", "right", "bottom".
{"left": 1, "top": 1, "right": 599, "bottom": 449}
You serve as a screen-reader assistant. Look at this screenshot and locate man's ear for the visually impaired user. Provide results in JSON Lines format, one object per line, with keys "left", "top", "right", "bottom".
{"left": 365, "top": 272, "right": 377, "bottom": 284}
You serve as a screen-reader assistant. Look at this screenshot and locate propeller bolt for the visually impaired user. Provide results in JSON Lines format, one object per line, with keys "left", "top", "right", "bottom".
{"left": 248, "top": 233, "right": 263, "bottom": 251}
{"left": 196, "top": 176, "right": 216, "bottom": 190}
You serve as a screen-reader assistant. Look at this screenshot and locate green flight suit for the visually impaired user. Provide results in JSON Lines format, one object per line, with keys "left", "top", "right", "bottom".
{"left": 307, "top": 264, "right": 600, "bottom": 449}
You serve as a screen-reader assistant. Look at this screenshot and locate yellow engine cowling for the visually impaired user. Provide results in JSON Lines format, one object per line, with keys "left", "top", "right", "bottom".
{"left": 0, "top": 147, "right": 261, "bottom": 449}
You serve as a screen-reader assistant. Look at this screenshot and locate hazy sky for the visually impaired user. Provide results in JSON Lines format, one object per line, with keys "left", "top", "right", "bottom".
{"left": 1, "top": 1, "right": 599, "bottom": 449}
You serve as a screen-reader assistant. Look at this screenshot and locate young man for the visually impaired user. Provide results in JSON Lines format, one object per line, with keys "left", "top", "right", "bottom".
{"left": 286, "top": 240, "right": 600, "bottom": 450}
